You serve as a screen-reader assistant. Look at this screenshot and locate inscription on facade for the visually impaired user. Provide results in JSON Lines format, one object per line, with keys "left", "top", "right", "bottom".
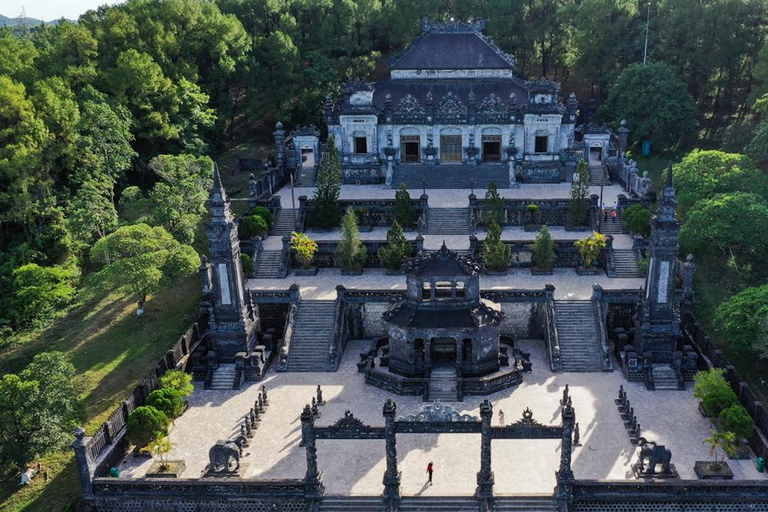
{"left": 218, "top": 263, "right": 231, "bottom": 305}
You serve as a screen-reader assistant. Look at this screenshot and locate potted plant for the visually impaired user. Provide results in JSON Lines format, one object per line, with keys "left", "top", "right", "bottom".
{"left": 483, "top": 221, "right": 511, "bottom": 275}
{"left": 567, "top": 160, "right": 590, "bottom": 230}
{"left": 531, "top": 225, "right": 556, "bottom": 275}
{"left": 291, "top": 232, "right": 318, "bottom": 276}
{"left": 378, "top": 221, "right": 412, "bottom": 274}
{"left": 144, "top": 434, "right": 185, "bottom": 478}
{"left": 574, "top": 232, "right": 607, "bottom": 275}
{"left": 355, "top": 207, "right": 372, "bottom": 232}
{"left": 524, "top": 204, "right": 540, "bottom": 232}
{"left": 336, "top": 208, "right": 367, "bottom": 275}
{"left": 127, "top": 406, "right": 170, "bottom": 457}
{"left": 695, "top": 429, "right": 735, "bottom": 480}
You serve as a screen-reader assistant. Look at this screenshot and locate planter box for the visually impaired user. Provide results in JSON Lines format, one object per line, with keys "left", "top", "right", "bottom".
{"left": 147, "top": 460, "right": 186, "bottom": 478}
{"left": 728, "top": 443, "right": 752, "bottom": 460}
{"left": 524, "top": 224, "right": 542, "bottom": 232}
{"left": 694, "top": 461, "right": 733, "bottom": 480}
{"left": 341, "top": 268, "right": 364, "bottom": 276}
{"left": 531, "top": 267, "right": 554, "bottom": 276}
{"left": 294, "top": 267, "right": 318, "bottom": 276}
{"left": 576, "top": 267, "right": 600, "bottom": 275}
{"left": 564, "top": 225, "right": 590, "bottom": 232}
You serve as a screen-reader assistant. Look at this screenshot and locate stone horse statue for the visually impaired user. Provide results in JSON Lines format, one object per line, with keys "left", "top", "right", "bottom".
{"left": 635, "top": 438, "right": 672, "bottom": 475}
{"left": 208, "top": 435, "right": 246, "bottom": 474}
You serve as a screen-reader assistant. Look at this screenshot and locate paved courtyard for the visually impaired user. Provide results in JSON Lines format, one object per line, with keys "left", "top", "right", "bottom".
{"left": 118, "top": 340, "right": 766, "bottom": 495}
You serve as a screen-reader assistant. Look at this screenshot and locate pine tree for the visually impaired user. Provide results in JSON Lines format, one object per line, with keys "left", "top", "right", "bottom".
{"left": 483, "top": 182, "right": 505, "bottom": 226}
{"left": 569, "top": 159, "right": 591, "bottom": 227}
{"left": 335, "top": 208, "right": 367, "bottom": 270}
{"left": 378, "top": 220, "right": 411, "bottom": 270}
{"left": 532, "top": 224, "right": 556, "bottom": 270}
{"left": 392, "top": 183, "right": 416, "bottom": 228}
{"left": 311, "top": 134, "right": 342, "bottom": 229}
{"left": 482, "top": 221, "right": 511, "bottom": 272}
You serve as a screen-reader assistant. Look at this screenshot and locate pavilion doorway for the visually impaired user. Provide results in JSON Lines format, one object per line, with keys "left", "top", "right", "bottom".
{"left": 431, "top": 337, "right": 457, "bottom": 363}
{"left": 440, "top": 135, "right": 462, "bottom": 163}
{"left": 401, "top": 135, "right": 421, "bottom": 163}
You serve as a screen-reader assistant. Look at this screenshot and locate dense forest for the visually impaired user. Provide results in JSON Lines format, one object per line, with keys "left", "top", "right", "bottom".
{"left": 3, "top": 0, "right": 768, "bottom": 507}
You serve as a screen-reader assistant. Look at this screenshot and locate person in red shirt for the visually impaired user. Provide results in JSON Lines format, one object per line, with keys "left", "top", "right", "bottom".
{"left": 426, "top": 461, "right": 434, "bottom": 485}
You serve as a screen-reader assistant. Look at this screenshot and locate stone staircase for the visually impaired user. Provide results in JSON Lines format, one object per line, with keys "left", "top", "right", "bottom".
{"left": 588, "top": 164, "right": 606, "bottom": 186}
{"left": 554, "top": 300, "right": 603, "bottom": 372}
{"left": 652, "top": 364, "right": 682, "bottom": 390}
{"left": 428, "top": 208, "right": 470, "bottom": 235}
{"left": 320, "top": 497, "right": 383, "bottom": 512}
{"left": 286, "top": 300, "right": 336, "bottom": 372}
{"left": 495, "top": 496, "right": 558, "bottom": 511}
{"left": 427, "top": 365, "right": 458, "bottom": 401}
{"left": 208, "top": 364, "right": 236, "bottom": 390}
{"left": 296, "top": 166, "right": 316, "bottom": 187}
{"left": 253, "top": 250, "right": 282, "bottom": 279}
{"left": 600, "top": 211, "right": 625, "bottom": 235}
{"left": 399, "top": 497, "right": 480, "bottom": 511}
{"left": 613, "top": 249, "right": 641, "bottom": 278}
{"left": 270, "top": 209, "right": 296, "bottom": 237}
{"left": 392, "top": 164, "right": 509, "bottom": 190}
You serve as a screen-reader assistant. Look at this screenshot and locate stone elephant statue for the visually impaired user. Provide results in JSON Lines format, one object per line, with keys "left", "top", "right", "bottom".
{"left": 208, "top": 435, "right": 246, "bottom": 474}
{"left": 636, "top": 439, "right": 672, "bottom": 475}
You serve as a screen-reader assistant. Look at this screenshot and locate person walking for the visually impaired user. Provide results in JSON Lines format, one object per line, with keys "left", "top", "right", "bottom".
{"left": 498, "top": 409, "right": 505, "bottom": 426}
{"left": 602, "top": 203, "right": 608, "bottom": 223}
{"left": 426, "top": 461, "right": 434, "bottom": 485}
{"left": 611, "top": 208, "right": 617, "bottom": 223}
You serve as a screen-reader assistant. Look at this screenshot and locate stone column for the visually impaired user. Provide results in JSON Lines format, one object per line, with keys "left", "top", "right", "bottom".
{"left": 274, "top": 121, "right": 285, "bottom": 169}
{"left": 382, "top": 399, "right": 401, "bottom": 511}
{"left": 71, "top": 427, "right": 94, "bottom": 497}
{"left": 301, "top": 405, "right": 324, "bottom": 503}
{"left": 476, "top": 400, "right": 494, "bottom": 511}
{"left": 556, "top": 403, "right": 575, "bottom": 512}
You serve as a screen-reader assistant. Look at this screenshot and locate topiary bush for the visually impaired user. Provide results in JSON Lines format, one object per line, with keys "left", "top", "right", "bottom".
{"left": 159, "top": 369, "right": 193, "bottom": 397}
{"left": 622, "top": 205, "right": 651, "bottom": 237}
{"left": 239, "top": 215, "right": 268, "bottom": 239}
{"left": 251, "top": 206, "right": 274, "bottom": 227}
{"left": 241, "top": 254, "right": 254, "bottom": 276}
{"left": 719, "top": 404, "right": 755, "bottom": 440}
{"left": 392, "top": 183, "right": 416, "bottom": 228}
{"left": 146, "top": 388, "right": 184, "bottom": 420}
{"left": 127, "top": 406, "right": 169, "bottom": 448}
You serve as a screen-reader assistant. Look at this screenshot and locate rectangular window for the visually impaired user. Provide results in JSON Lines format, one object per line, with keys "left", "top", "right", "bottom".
{"left": 482, "top": 135, "right": 502, "bottom": 162}
{"left": 401, "top": 135, "right": 421, "bottom": 163}
{"left": 422, "top": 282, "right": 432, "bottom": 301}
{"left": 455, "top": 281, "right": 466, "bottom": 298}
{"left": 535, "top": 135, "right": 549, "bottom": 154}
{"left": 354, "top": 136, "right": 368, "bottom": 154}
{"left": 435, "top": 281, "right": 452, "bottom": 300}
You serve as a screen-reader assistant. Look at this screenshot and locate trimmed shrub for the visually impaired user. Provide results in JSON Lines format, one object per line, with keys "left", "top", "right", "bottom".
{"left": 239, "top": 215, "right": 268, "bottom": 239}
{"left": 483, "top": 183, "right": 505, "bottom": 226}
{"left": 622, "top": 205, "right": 651, "bottom": 237}
{"left": 719, "top": 404, "right": 755, "bottom": 440}
{"left": 159, "top": 369, "right": 193, "bottom": 397}
{"left": 335, "top": 208, "right": 367, "bottom": 270}
{"left": 251, "top": 206, "right": 274, "bottom": 227}
{"left": 146, "top": 388, "right": 184, "bottom": 420}
{"left": 127, "top": 406, "right": 169, "bottom": 448}
{"left": 694, "top": 368, "right": 739, "bottom": 417}
{"left": 241, "top": 254, "right": 254, "bottom": 276}
{"left": 532, "top": 225, "right": 556, "bottom": 270}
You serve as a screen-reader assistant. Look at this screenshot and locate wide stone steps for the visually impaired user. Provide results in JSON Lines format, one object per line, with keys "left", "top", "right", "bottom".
{"left": 320, "top": 497, "right": 383, "bottom": 511}
{"left": 653, "top": 364, "right": 682, "bottom": 390}
{"left": 495, "top": 496, "right": 558, "bottom": 511}
{"left": 392, "top": 164, "right": 510, "bottom": 190}
{"left": 554, "top": 300, "right": 603, "bottom": 372}
{"left": 208, "top": 364, "right": 236, "bottom": 390}
{"left": 600, "top": 211, "right": 625, "bottom": 234}
{"left": 286, "top": 300, "right": 336, "bottom": 372}
{"left": 428, "top": 208, "right": 470, "bottom": 235}
{"left": 270, "top": 209, "right": 296, "bottom": 237}
{"left": 254, "top": 250, "right": 282, "bottom": 279}
{"left": 296, "top": 167, "right": 316, "bottom": 187}
{"left": 399, "top": 497, "right": 480, "bottom": 511}
{"left": 613, "top": 249, "right": 640, "bottom": 278}
{"left": 588, "top": 165, "right": 606, "bottom": 186}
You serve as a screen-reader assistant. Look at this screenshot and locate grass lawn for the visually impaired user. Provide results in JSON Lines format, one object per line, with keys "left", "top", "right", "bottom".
{"left": 0, "top": 276, "right": 200, "bottom": 512}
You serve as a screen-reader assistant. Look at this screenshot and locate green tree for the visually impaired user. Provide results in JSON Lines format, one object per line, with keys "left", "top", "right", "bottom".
{"left": 378, "top": 220, "right": 411, "bottom": 271}
{"left": 569, "top": 160, "right": 591, "bottom": 227}
{"left": 159, "top": 369, "right": 193, "bottom": 397}
{"left": 126, "top": 406, "right": 169, "bottom": 449}
{"left": 392, "top": 183, "right": 416, "bottom": 228}
{"left": 310, "top": 135, "right": 342, "bottom": 229}
{"left": 600, "top": 63, "right": 697, "bottom": 150}
{"left": 483, "top": 182, "right": 505, "bottom": 226}
{"left": 89, "top": 223, "right": 198, "bottom": 315}
{"left": 704, "top": 428, "right": 737, "bottom": 469}
{"left": 146, "top": 388, "right": 184, "bottom": 420}
{"left": 0, "top": 352, "right": 79, "bottom": 470}
{"left": 8, "top": 263, "right": 75, "bottom": 329}
{"left": 149, "top": 154, "right": 214, "bottom": 244}
{"left": 483, "top": 221, "right": 511, "bottom": 272}
{"left": 622, "top": 205, "right": 651, "bottom": 238}
{"left": 67, "top": 179, "right": 119, "bottom": 250}
{"left": 714, "top": 284, "right": 768, "bottom": 352}
{"left": 335, "top": 208, "right": 367, "bottom": 271}
{"left": 0, "top": 29, "right": 39, "bottom": 80}
{"left": 673, "top": 150, "right": 765, "bottom": 216}
{"left": 532, "top": 225, "right": 556, "bottom": 270}
{"left": 238, "top": 215, "right": 268, "bottom": 239}
{"left": 720, "top": 404, "right": 755, "bottom": 440}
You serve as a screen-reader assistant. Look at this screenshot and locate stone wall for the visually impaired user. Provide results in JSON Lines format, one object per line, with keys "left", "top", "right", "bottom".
{"left": 498, "top": 302, "right": 544, "bottom": 339}
{"left": 361, "top": 302, "right": 390, "bottom": 338}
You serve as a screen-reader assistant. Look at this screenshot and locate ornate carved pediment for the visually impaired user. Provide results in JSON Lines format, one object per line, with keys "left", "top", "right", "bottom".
{"left": 395, "top": 94, "right": 425, "bottom": 115}
{"left": 329, "top": 410, "right": 370, "bottom": 432}
{"left": 479, "top": 93, "right": 505, "bottom": 113}
{"left": 510, "top": 408, "right": 544, "bottom": 428}
{"left": 437, "top": 92, "right": 467, "bottom": 115}
{"left": 398, "top": 401, "right": 478, "bottom": 422}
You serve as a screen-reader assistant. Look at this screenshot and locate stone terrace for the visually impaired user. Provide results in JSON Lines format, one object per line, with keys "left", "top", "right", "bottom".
{"left": 117, "top": 340, "right": 767, "bottom": 496}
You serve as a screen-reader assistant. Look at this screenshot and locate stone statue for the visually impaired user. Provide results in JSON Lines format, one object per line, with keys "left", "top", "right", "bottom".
{"left": 387, "top": 131, "right": 393, "bottom": 147}
{"left": 261, "top": 385, "right": 269, "bottom": 406}
{"left": 573, "top": 422, "right": 580, "bottom": 446}
{"left": 316, "top": 385, "right": 325, "bottom": 405}
{"left": 469, "top": 132, "right": 475, "bottom": 146}
{"left": 634, "top": 440, "right": 673, "bottom": 476}
{"left": 208, "top": 436, "right": 246, "bottom": 474}
{"left": 560, "top": 384, "right": 569, "bottom": 406}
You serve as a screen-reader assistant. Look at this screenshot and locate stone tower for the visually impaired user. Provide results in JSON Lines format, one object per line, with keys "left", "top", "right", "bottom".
{"left": 201, "top": 164, "right": 258, "bottom": 362}
{"left": 634, "top": 163, "right": 681, "bottom": 365}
